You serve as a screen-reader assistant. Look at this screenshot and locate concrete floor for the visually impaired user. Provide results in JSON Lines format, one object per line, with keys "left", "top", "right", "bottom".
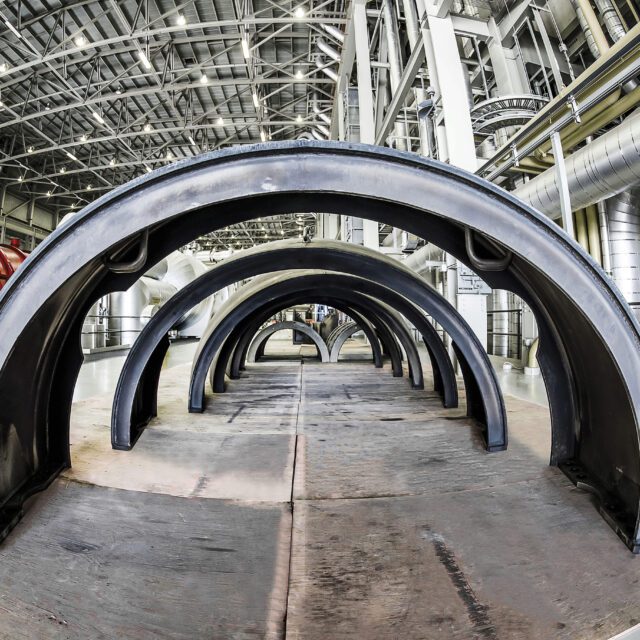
{"left": 0, "top": 338, "right": 638, "bottom": 639}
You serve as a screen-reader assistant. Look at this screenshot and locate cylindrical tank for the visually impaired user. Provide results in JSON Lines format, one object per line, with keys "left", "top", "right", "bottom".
{"left": 0, "top": 239, "right": 29, "bottom": 290}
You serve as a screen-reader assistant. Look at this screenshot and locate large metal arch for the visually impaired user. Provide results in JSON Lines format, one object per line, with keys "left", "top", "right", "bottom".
{"left": 256, "top": 314, "right": 382, "bottom": 367}
{"left": 228, "top": 300, "right": 387, "bottom": 380}
{"left": 219, "top": 276, "right": 456, "bottom": 406}
{"left": 216, "top": 295, "right": 398, "bottom": 398}
{"left": 247, "top": 320, "right": 329, "bottom": 363}
{"left": 195, "top": 283, "right": 426, "bottom": 404}
{"left": 329, "top": 322, "right": 371, "bottom": 362}
{"left": 111, "top": 248, "right": 504, "bottom": 455}
{"left": 187, "top": 274, "right": 427, "bottom": 408}
{"left": 0, "top": 141, "right": 638, "bottom": 549}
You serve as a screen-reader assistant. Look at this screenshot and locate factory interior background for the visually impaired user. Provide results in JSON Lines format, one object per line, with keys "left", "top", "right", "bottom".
{"left": 0, "top": 0, "right": 640, "bottom": 638}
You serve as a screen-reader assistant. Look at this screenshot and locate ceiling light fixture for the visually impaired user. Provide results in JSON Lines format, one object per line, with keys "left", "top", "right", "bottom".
{"left": 66, "top": 151, "right": 77, "bottom": 160}
{"left": 177, "top": 14, "right": 186, "bottom": 26}
{"left": 199, "top": 72, "right": 208, "bottom": 84}
{"left": 146, "top": 166, "right": 152, "bottom": 173}
{"left": 27, "top": 146, "right": 34, "bottom": 153}
{"left": 188, "top": 135, "right": 196, "bottom": 146}
{"left": 17, "top": 175, "right": 23, "bottom": 182}
{"left": 92, "top": 110, "right": 105, "bottom": 125}
{"left": 45, "top": 103, "right": 51, "bottom": 111}
{"left": 109, "top": 158, "right": 116, "bottom": 166}
{"left": 138, "top": 51, "right": 152, "bottom": 70}
{"left": 216, "top": 117, "right": 224, "bottom": 126}
{"left": 115, "top": 86, "right": 122, "bottom": 95}
{"left": 241, "top": 35, "right": 251, "bottom": 60}
{"left": 79, "top": 134, "right": 87, "bottom": 142}
{"left": 260, "top": 130, "right": 267, "bottom": 142}
{"left": 296, "top": 114, "right": 303, "bottom": 123}
{"left": 143, "top": 122, "right": 151, "bottom": 132}
{"left": 295, "top": 70, "right": 304, "bottom": 80}
{"left": 46, "top": 191, "right": 51, "bottom": 197}
{"left": 74, "top": 35, "right": 87, "bottom": 48}
{"left": 252, "top": 92, "right": 260, "bottom": 108}
{"left": 86, "top": 184, "right": 92, "bottom": 191}
{"left": 60, "top": 166, "right": 66, "bottom": 173}
{"left": 166, "top": 150, "right": 173, "bottom": 160}
{"left": 4, "top": 20, "right": 22, "bottom": 39}
{"left": 0, "top": 63, "right": 8, "bottom": 74}
{"left": 294, "top": 6, "right": 306, "bottom": 18}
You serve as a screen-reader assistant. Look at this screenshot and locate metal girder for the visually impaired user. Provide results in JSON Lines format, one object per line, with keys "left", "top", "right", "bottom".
{"left": 247, "top": 320, "right": 329, "bottom": 363}
{"left": 0, "top": 142, "right": 638, "bottom": 550}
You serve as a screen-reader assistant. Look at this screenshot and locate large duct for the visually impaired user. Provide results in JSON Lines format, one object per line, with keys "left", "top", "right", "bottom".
{"left": 315, "top": 58, "right": 338, "bottom": 82}
{"left": 317, "top": 39, "right": 340, "bottom": 63}
{"left": 512, "top": 109, "right": 640, "bottom": 218}
{"left": 607, "top": 190, "right": 640, "bottom": 317}
{"left": 107, "top": 251, "right": 213, "bottom": 346}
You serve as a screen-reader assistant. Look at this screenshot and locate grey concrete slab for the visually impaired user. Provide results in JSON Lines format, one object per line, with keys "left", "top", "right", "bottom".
{"left": 0, "top": 480, "right": 290, "bottom": 640}
{"left": 286, "top": 482, "right": 640, "bottom": 639}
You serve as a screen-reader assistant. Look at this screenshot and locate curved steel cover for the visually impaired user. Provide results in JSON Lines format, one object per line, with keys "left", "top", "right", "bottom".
{"left": 0, "top": 141, "right": 638, "bottom": 550}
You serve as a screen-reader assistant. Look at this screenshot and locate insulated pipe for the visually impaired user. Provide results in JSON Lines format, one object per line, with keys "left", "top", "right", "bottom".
{"left": 607, "top": 190, "right": 640, "bottom": 313}
{"left": 598, "top": 200, "right": 613, "bottom": 272}
{"left": 382, "top": 0, "right": 407, "bottom": 151}
{"left": 315, "top": 58, "right": 338, "bottom": 82}
{"left": 513, "top": 109, "right": 640, "bottom": 217}
{"left": 575, "top": 209, "right": 590, "bottom": 252}
{"left": 585, "top": 204, "right": 603, "bottom": 265}
{"left": 594, "top": 0, "right": 627, "bottom": 42}
{"left": 317, "top": 39, "right": 341, "bottom": 62}
{"left": 320, "top": 23, "right": 345, "bottom": 43}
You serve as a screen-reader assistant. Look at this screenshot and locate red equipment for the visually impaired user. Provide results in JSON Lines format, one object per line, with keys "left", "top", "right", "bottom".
{"left": 0, "top": 239, "right": 29, "bottom": 290}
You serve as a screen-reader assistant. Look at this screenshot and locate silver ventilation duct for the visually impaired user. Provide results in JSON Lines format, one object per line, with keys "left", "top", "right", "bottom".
{"left": 593, "top": 0, "right": 626, "bottom": 42}
{"left": 513, "top": 109, "right": 640, "bottom": 218}
{"left": 317, "top": 39, "right": 341, "bottom": 62}
{"left": 107, "top": 251, "right": 214, "bottom": 346}
{"left": 320, "top": 23, "right": 345, "bottom": 43}
{"left": 607, "top": 190, "right": 640, "bottom": 316}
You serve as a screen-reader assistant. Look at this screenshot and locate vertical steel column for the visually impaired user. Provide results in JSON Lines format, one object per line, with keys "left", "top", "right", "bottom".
{"left": 353, "top": 0, "right": 379, "bottom": 249}
{"left": 402, "top": 0, "right": 430, "bottom": 155}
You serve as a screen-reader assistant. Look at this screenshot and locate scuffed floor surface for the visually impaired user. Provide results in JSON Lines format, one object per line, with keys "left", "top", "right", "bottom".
{"left": 0, "top": 342, "right": 638, "bottom": 639}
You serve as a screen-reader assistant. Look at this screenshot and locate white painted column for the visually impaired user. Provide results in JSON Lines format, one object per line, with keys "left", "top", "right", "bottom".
{"left": 353, "top": 0, "right": 379, "bottom": 249}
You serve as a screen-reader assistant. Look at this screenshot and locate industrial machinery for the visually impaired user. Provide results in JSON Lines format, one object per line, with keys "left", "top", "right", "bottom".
{"left": 0, "top": 143, "right": 639, "bottom": 552}
{"left": 0, "top": 239, "right": 28, "bottom": 290}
